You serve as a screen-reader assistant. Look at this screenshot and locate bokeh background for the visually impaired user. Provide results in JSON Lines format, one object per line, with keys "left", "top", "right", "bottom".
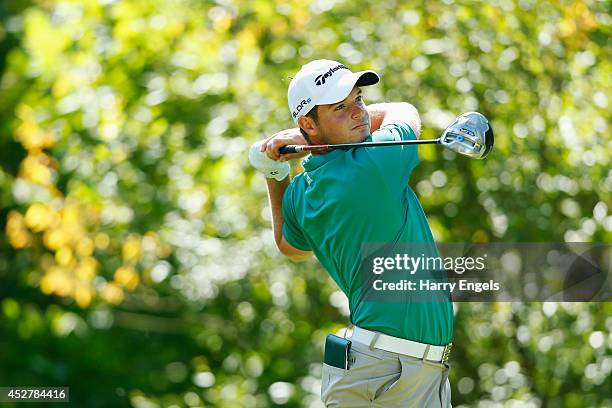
{"left": 0, "top": 0, "right": 610, "bottom": 407}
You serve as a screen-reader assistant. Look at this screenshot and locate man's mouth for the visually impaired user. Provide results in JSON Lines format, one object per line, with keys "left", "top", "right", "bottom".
{"left": 352, "top": 123, "right": 368, "bottom": 130}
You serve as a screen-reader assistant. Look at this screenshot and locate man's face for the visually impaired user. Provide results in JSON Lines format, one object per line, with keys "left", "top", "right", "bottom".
{"left": 311, "top": 87, "right": 370, "bottom": 144}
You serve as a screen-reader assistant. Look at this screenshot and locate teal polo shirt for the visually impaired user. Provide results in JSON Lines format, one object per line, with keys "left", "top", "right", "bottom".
{"left": 282, "top": 121, "right": 453, "bottom": 345}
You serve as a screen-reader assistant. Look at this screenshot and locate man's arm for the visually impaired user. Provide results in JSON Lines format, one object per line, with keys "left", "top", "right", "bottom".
{"left": 367, "top": 102, "right": 421, "bottom": 138}
{"left": 256, "top": 128, "right": 313, "bottom": 262}
{"left": 265, "top": 177, "right": 312, "bottom": 262}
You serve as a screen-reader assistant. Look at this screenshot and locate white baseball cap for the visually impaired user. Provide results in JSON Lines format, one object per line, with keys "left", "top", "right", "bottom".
{"left": 287, "top": 59, "right": 380, "bottom": 123}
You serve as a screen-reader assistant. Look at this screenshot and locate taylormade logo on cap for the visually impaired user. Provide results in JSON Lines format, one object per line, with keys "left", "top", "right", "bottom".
{"left": 287, "top": 59, "right": 380, "bottom": 124}
{"left": 314, "top": 64, "right": 349, "bottom": 86}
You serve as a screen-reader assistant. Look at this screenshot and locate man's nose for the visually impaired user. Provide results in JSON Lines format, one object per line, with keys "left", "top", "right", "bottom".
{"left": 350, "top": 104, "right": 366, "bottom": 120}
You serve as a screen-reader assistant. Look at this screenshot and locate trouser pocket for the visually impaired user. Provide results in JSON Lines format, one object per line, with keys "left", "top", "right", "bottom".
{"left": 321, "top": 363, "right": 347, "bottom": 404}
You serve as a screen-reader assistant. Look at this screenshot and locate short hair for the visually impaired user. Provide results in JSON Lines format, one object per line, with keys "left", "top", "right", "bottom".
{"left": 299, "top": 106, "right": 319, "bottom": 144}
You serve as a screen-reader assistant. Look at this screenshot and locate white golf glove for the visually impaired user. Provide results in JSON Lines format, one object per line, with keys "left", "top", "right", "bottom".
{"left": 249, "top": 140, "right": 290, "bottom": 181}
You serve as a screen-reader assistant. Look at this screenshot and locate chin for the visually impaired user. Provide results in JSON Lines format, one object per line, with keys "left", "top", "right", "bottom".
{"left": 352, "top": 127, "right": 369, "bottom": 141}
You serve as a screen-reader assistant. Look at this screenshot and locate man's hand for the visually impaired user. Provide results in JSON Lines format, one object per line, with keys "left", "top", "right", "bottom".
{"left": 260, "top": 128, "right": 310, "bottom": 161}
{"left": 249, "top": 140, "right": 291, "bottom": 181}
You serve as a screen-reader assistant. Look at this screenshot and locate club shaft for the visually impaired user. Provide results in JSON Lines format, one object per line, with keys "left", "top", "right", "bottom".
{"left": 279, "top": 138, "right": 441, "bottom": 154}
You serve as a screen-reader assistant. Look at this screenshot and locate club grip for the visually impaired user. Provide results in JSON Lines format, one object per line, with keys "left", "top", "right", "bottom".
{"left": 279, "top": 145, "right": 299, "bottom": 154}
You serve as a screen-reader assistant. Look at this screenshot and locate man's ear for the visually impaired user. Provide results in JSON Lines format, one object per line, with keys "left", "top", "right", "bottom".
{"left": 298, "top": 116, "right": 318, "bottom": 139}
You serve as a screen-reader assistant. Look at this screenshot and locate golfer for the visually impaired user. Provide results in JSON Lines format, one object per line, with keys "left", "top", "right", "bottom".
{"left": 250, "top": 59, "right": 453, "bottom": 407}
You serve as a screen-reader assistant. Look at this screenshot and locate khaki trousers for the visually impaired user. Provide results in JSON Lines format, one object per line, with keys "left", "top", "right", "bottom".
{"left": 321, "top": 340, "right": 452, "bottom": 407}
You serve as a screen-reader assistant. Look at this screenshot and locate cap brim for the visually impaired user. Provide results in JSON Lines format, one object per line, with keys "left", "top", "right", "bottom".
{"left": 355, "top": 70, "right": 380, "bottom": 87}
{"left": 317, "top": 70, "right": 380, "bottom": 105}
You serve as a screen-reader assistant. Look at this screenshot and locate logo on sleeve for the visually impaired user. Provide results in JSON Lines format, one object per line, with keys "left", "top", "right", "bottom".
{"left": 314, "top": 64, "right": 349, "bottom": 86}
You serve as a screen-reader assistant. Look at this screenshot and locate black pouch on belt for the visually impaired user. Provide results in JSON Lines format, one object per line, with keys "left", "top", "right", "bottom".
{"left": 324, "top": 334, "right": 352, "bottom": 370}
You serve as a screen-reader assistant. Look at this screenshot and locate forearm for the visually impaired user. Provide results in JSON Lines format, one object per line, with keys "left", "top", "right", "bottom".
{"left": 265, "top": 177, "right": 290, "bottom": 247}
{"left": 368, "top": 104, "right": 386, "bottom": 133}
{"left": 264, "top": 176, "right": 311, "bottom": 261}
{"left": 368, "top": 102, "right": 421, "bottom": 138}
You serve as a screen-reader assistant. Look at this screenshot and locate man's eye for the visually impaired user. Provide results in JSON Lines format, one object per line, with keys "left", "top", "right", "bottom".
{"left": 335, "top": 105, "right": 345, "bottom": 111}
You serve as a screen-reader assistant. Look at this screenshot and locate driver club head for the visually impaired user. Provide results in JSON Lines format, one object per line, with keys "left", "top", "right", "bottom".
{"left": 440, "top": 112, "right": 494, "bottom": 159}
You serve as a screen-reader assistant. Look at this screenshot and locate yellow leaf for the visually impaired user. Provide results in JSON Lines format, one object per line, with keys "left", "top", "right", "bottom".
{"left": 76, "top": 237, "right": 95, "bottom": 257}
{"left": 6, "top": 211, "right": 32, "bottom": 249}
{"left": 41, "top": 266, "right": 71, "bottom": 296}
{"left": 76, "top": 257, "right": 97, "bottom": 281}
{"left": 23, "top": 9, "right": 72, "bottom": 70}
{"left": 471, "top": 230, "right": 490, "bottom": 243}
{"left": 101, "top": 282, "right": 124, "bottom": 305}
{"left": 559, "top": 18, "right": 576, "bottom": 37}
{"left": 114, "top": 266, "right": 139, "bottom": 290}
{"left": 25, "top": 203, "right": 54, "bottom": 232}
{"left": 75, "top": 286, "right": 93, "bottom": 308}
{"left": 19, "top": 155, "right": 53, "bottom": 185}
{"left": 122, "top": 235, "right": 142, "bottom": 263}
{"left": 94, "top": 233, "right": 110, "bottom": 250}
{"left": 16, "top": 120, "right": 56, "bottom": 151}
{"left": 52, "top": 76, "right": 73, "bottom": 98}
{"left": 55, "top": 246, "right": 74, "bottom": 267}
{"left": 44, "top": 229, "right": 68, "bottom": 250}
{"left": 61, "top": 205, "right": 80, "bottom": 231}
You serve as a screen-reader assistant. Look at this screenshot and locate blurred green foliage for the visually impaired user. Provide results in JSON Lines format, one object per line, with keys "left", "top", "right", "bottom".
{"left": 0, "top": 0, "right": 610, "bottom": 407}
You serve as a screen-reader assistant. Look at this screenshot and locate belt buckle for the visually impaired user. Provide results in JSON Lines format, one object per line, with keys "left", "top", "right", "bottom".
{"left": 442, "top": 342, "right": 453, "bottom": 363}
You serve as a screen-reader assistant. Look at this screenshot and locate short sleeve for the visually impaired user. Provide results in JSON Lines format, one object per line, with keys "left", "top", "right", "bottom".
{"left": 281, "top": 181, "right": 312, "bottom": 251}
{"left": 360, "top": 121, "right": 420, "bottom": 184}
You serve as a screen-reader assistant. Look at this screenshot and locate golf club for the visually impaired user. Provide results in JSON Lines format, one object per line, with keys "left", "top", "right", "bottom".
{"left": 280, "top": 111, "right": 494, "bottom": 159}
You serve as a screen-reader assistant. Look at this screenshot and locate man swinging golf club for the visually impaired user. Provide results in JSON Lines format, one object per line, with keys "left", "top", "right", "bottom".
{"left": 249, "top": 59, "right": 493, "bottom": 407}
